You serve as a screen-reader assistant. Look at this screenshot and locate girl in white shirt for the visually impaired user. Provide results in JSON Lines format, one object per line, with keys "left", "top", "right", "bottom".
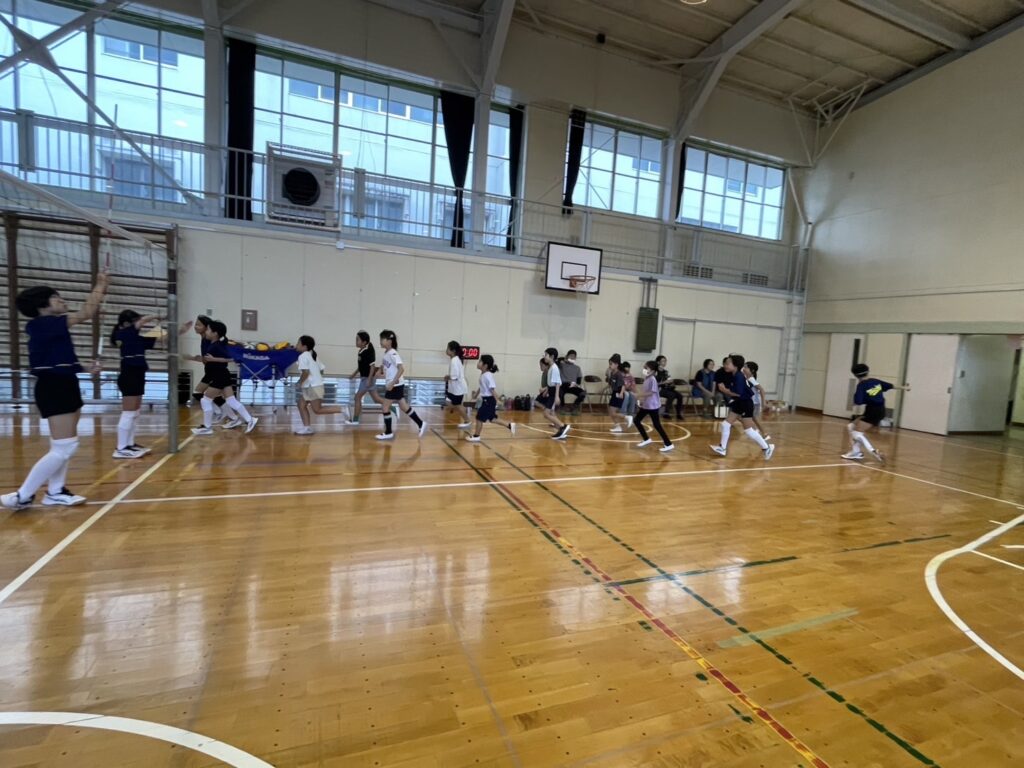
{"left": 466, "top": 354, "right": 516, "bottom": 442}
{"left": 443, "top": 340, "right": 472, "bottom": 428}
{"left": 294, "top": 335, "right": 343, "bottom": 435}
{"left": 377, "top": 329, "right": 427, "bottom": 441}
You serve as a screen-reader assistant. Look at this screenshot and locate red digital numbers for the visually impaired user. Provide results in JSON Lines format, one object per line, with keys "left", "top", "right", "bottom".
{"left": 461, "top": 346, "right": 481, "bottom": 360}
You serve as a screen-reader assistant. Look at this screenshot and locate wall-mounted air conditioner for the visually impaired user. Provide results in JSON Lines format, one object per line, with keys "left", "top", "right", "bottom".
{"left": 265, "top": 144, "right": 340, "bottom": 230}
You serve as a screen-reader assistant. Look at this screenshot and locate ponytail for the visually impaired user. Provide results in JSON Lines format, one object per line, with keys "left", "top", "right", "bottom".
{"left": 299, "top": 334, "right": 317, "bottom": 361}
{"left": 110, "top": 309, "right": 142, "bottom": 346}
{"left": 481, "top": 354, "right": 498, "bottom": 373}
{"left": 446, "top": 340, "right": 463, "bottom": 359}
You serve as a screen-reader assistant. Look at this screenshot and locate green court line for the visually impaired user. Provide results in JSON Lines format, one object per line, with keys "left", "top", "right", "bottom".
{"left": 610, "top": 556, "right": 799, "bottom": 587}
{"left": 484, "top": 446, "right": 941, "bottom": 768}
{"left": 841, "top": 534, "right": 952, "bottom": 553}
{"left": 717, "top": 609, "right": 859, "bottom": 649}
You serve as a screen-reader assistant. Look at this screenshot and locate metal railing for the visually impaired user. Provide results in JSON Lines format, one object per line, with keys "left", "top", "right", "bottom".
{"left": 0, "top": 109, "right": 803, "bottom": 291}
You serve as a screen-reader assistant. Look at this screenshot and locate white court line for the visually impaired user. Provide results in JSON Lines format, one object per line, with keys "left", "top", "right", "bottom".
{"left": 101, "top": 462, "right": 852, "bottom": 507}
{"left": 0, "top": 437, "right": 193, "bottom": 608}
{"left": 0, "top": 711, "right": 272, "bottom": 767}
{"left": 971, "top": 550, "right": 1024, "bottom": 573}
{"left": 861, "top": 464, "right": 1024, "bottom": 509}
{"left": 1003, "top": 545, "right": 1024, "bottom": 549}
{"left": 925, "top": 512, "right": 1024, "bottom": 682}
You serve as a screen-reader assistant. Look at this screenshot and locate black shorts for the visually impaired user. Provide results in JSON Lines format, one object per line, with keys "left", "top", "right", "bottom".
{"left": 860, "top": 403, "right": 886, "bottom": 426}
{"left": 729, "top": 398, "right": 755, "bottom": 419}
{"left": 446, "top": 392, "right": 464, "bottom": 406}
{"left": 118, "top": 367, "right": 146, "bottom": 397}
{"left": 536, "top": 392, "right": 555, "bottom": 410}
{"left": 609, "top": 395, "right": 624, "bottom": 409}
{"left": 35, "top": 374, "right": 83, "bottom": 419}
{"left": 204, "top": 367, "right": 234, "bottom": 390}
{"left": 385, "top": 385, "right": 406, "bottom": 401}
{"left": 477, "top": 396, "right": 498, "bottom": 422}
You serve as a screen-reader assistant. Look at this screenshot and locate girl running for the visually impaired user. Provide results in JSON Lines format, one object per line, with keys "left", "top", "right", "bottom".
{"left": 710, "top": 354, "right": 774, "bottom": 460}
{"left": 465, "top": 355, "right": 516, "bottom": 442}
{"left": 376, "top": 330, "right": 427, "bottom": 441}
{"left": 294, "top": 335, "right": 343, "bottom": 435}
{"left": 536, "top": 348, "right": 570, "bottom": 440}
{"left": 183, "top": 314, "right": 233, "bottom": 426}
{"left": 345, "top": 330, "right": 376, "bottom": 425}
{"left": 635, "top": 361, "right": 674, "bottom": 452}
{"left": 606, "top": 354, "right": 632, "bottom": 433}
{"left": 2, "top": 272, "right": 109, "bottom": 510}
{"left": 112, "top": 309, "right": 160, "bottom": 459}
{"left": 743, "top": 361, "right": 771, "bottom": 441}
{"left": 191, "top": 321, "right": 258, "bottom": 436}
{"left": 843, "top": 363, "right": 910, "bottom": 463}
{"left": 443, "top": 340, "right": 471, "bottom": 427}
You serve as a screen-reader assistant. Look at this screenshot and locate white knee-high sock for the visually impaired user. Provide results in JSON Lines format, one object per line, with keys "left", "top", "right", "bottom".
{"left": 226, "top": 396, "right": 252, "bottom": 423}
{"left": 720, "top": 421, "right": 732, "bottom": 448}
{"left": 18, "top": 440, "right": 68, "bottom": 499}
{"left": 117, "top": 411, "right": 135, "bottom": 449}
{"left": 127, "top": 410, "right": 139, "bottom": 446}
{"left": 200, "top": 397, "right": 214, "bottom": 428}
{"left": 853, "top": 431, "right": 875, "bottom": 453}
{"left": 47, "top": 438, "right": 79, "bottom": 494}
{"left": 745, "top": 427, "right": 769, "bottom": 450}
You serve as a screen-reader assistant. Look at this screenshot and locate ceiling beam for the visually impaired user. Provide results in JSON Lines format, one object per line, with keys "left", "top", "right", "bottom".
{"left": 0, "top": 0, "right": 130, "bottom": 75}
{"left": 843, "top": 0, "right": 970, "bottom": 50}
{"left": 364, "top": 0, "right": 483, "bottom": 35}
{"left": 673, "top": 0, "right": 807, "bottom": 140}
{"left": 479, "top": 0, "right": 515, "bottom": 93}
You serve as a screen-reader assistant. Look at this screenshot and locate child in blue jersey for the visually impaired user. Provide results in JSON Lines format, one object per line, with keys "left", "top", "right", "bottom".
{"left": 191, "top": 320, "right": 259, "bottom": 436}
{"left": 843, "top": 363, "right": 910, "bottom": 464}
{"left": 710, "top": 354, "right": 775, "bottom": 460}
{"left": 182, "top": 315, "right": 233, "bottom": 426}
{"left": 1, "top": 272, "right": 109, "bottom": 510}
{"left": 112, "top": 309, "right": 161, "bottom": 459}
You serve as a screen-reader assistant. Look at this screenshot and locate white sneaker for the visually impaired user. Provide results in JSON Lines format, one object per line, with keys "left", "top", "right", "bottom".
{"left": 764, "top": 443, "right": 776, "bottom": 460}
{"left": 129, "top": 444, "right": 152, "bottom": 456}
{"left": 376, "top": 433, "right": 394, "bottom": 441}
{"left": 191, "top": 426, "right": 214, "bottom": 436}
{"left": 552, "top": 425, "right": 571, "bottom": 441}
{"left": 43, "top": 488, "right": 86, "bottom": 506}
{"left": 112, "top": 447, "right": 144, "bottom": 459}
{"left": 344, "top": 418, "right": 360, "bottom": 426}
{"left": 293, "top": 427, "right": 314, "bottom": 435}
{"left": 609, "top": 425, "right": 623, "bottom": 433}
{"left": 842, "top": 451, "right": 864, "bottom": 461}
{"left": 418, "top": 421, "right": 428, "bottom": 438}
{"left": 710, "top": 445, "right": 727, "bottom": 457}
{"left": 765, "top": 435, "right": 773, "bottom": 441}
{"left": 636, "top": 439, "right": 653, "bottom": 448}
{"left": 466, "top": 435, "right": 482, "bottom": 443}
{"left": 660, "top": 444, "right": 675, "bottom": 453}
{"left": 221, "top": 418, "right": 244, "bottom": 430}
{"left": 871, "top": 449, "right": 886, "bottom": 465}
{"left": 626, "top": 415, "right": 634, "bottom": 429}
{"left": 244, "top": 417, "right": 259, "bottom": 434}
{"left": 458, "top": 422, "right": 473, "bottom": 429}
{"left": 509, "top": 423, "right": 516, "bottom": 436}
{"left": 1, "top": 492, "right": 32, "bottom": 510}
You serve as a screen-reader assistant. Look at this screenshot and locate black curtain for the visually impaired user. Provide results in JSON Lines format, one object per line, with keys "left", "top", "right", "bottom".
{"left": 505, "top": 105, "right": 524, "bottom": 252}
{"left": 225, "top": 38, "right": 256, "bottom": 221}
{"left": 562, "top": 108, "right": 586, "bottom": 214}
{"left": 439, "top": 90, "right": 476, "bottom": 248}
{"left": 675, "top": 142, "right": 687, "bottom": 220}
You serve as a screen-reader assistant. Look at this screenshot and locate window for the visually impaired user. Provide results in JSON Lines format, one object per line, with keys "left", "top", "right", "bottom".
{"left": 570, "top": 121, "right": 663, "bottom": 218}
{"left": 679, "top": 146, "right": 784, "bottom": 240}
{"left": 98, "top": 149, "right": 177, "bottom": 202}
{"left": 288, "top": 79, "right": 334, "bottom": 103}
{"left": 102, "top": 36, "right": 178, "bottom": 66}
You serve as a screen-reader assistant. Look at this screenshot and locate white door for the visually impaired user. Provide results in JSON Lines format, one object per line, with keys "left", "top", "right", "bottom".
{"left": 900, "top": 334, "right": 959, "bottom": 435}
{"left": 661, "top": 319, "right": 695, "bottom": 382}
{"left": 823, "top": 333, "right": 865, "bottom": 418}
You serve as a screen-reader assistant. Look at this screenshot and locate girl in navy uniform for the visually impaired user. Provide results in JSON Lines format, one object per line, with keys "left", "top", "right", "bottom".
{"left": 112, "top": 309, "right": 160, "bottom": 459}
{"left": 191, "top": 321, "right": 258, "bottom": 435}
{"left": 376, "top": 330, "right": 426, "bottom": 441}
{"left": 843, "top": 363, "right": 910, "bottom": 463}
{"left": 710, "top": 354, "right": 775, "bottom": 460}
{"left": 2, "top": 272, "right": 109, "bottom": 510}
{"left": 183, "top": 315, "right": 234, "bottom": 426}
{"left": 465, "top": 355, "right": 516, "bottom": 442}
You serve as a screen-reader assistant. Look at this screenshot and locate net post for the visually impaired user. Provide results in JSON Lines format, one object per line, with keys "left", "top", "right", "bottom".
{"left": 165, "top": 227, "right": 179, "bottom": 454}
{"left": 4, "top": 213, "right": 21, "bottom": 401}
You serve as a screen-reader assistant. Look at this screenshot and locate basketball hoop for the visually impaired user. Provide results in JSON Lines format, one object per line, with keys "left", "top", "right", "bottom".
{"left": 568, "top": 275, "right": 597, "bottom": 294}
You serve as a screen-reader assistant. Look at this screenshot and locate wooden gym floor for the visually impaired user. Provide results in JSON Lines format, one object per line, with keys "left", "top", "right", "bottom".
{"left": 0, "top": 407, "right": 1021, "bottom": 767}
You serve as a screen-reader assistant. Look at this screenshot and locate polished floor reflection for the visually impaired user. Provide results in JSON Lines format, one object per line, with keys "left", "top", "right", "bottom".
{"left": 0, "top": 409, "right": 1022, "bottom": 767}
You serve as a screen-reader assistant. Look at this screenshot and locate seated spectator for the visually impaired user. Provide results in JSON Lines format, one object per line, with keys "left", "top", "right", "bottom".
{"left": 558, "top": 349, "right": 587, "bottom": 412}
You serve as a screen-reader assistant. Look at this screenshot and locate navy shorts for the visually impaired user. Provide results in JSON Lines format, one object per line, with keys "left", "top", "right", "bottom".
{"left": 35, "top": 374, "right": 83, "bottom": 419}
{"left": 860, "top": 403, "right": 886, "bottom": 426}
{"left": 536, "top": 392, "right": 556, "bottom": 410}
{"left": 477, "top": 396, "right": 498, "bottom": 423}
{"left": 446, "top": 391, "right": 464, "bottom": 406}
{"left": 117, "top": 367, "right": 146, "bottom": 397}
{"left": 729, "top": 398, "right": 755, "bottom": 419}
{"left": 609, "top": 395, "right": 624, "bottom": 409}
{"left": 385, "top": 385, "right": 406, "bottom": 401}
